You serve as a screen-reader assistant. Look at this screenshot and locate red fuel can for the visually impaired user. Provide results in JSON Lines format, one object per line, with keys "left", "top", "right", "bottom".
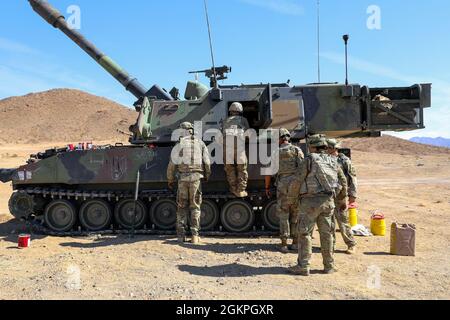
{"left": 18, "top": 234, "right": 31, "bottom": 249}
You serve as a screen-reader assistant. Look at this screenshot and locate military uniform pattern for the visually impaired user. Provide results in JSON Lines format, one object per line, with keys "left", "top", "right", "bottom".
{"left": 272, "top": 143, "right": 304, "bottom": 240}
{"left": 176, "top": 180, "right": 202, "bottom": 236}
{"left": 167, "top": 136, "right": 211, "bottom": 237}
{"left": 337, "top": 153, "right": 357, "bottom": 198}
{"left": 332, "top": 206, "right": 356, "bottom": 248}
{"left": 296, "top": 151, "right": 347, "bottom": 270}
{"left": 222, "top": 115, "right": 250, "bottom": 194}
{"left": 298, "top": 196, "right": 335, "bottom": 269}
{"left": 277, "top": 175, "right": 301, "bottom": 240}
{"left": 332, "top": 153, "right": 357, "bottom": 248}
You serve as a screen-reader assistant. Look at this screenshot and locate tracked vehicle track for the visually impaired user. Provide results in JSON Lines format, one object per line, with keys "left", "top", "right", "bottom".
{"left": 12, "top": 187, "right": 279, "bottom": 237}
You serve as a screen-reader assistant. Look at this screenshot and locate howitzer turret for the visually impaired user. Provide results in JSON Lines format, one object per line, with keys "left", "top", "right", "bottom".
{"left": 29, "top": 0, "right": 172, "bottom": 103}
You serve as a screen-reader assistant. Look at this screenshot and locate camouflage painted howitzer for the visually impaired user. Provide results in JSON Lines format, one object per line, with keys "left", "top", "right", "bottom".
{"left": 0, "top": 0, "right": 432, "bottom": 235}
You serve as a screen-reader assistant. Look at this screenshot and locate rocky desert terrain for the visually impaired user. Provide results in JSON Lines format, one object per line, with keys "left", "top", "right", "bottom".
{"left": 0, "top": 90, "right": 449, "bottom": 300}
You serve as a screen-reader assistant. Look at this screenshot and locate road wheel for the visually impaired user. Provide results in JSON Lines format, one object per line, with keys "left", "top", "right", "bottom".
{"left": 220, "top": 200, "right": 255, "bottom": 233}
{"left": 262, "top": 200, "right": 279, "bottom": 231}
{"left": 201, "top": 200, "right": 220, "bottom": 231}
{"left": 44, "top": 200, "right": 77, "bottom": 232}
{"left": 79, "top": 199, "right": 112, "bottom": 231}
{"left": 8, "top": 191, "right": 34, "bottom": 220}
{"left": 114, "top": 199, "right": 147, "bottom": 229}
{"left": 150, "top": 199, "right": 177, "bottom": 230}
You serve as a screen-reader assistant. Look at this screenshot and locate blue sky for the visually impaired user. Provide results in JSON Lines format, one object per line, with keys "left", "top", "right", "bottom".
{"left": 1, "top": 0, "right": 449, "bottom": 138}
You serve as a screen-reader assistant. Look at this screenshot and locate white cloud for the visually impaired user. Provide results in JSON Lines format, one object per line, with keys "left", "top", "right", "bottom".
{"left": 321, "top": 51, "right": 450, "bottom": 138}
{"left": 0, "top": 37, "right": 39, "bottom": 55}
{"left": 240, "top": 0, "right": 304, "bottom": 16}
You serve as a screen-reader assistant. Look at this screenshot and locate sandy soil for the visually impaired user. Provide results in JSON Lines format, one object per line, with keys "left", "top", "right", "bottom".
{"left": 1, "top": 142, "right": 450, "bottom": 300}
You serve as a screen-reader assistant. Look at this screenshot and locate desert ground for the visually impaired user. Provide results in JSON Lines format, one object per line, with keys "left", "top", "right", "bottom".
{"left": 1, "top": 140, "right": 449, "bottom": 300}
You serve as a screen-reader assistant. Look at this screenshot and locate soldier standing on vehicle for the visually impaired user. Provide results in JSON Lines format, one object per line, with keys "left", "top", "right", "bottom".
{"left": 222, "top": 102, "right": 250, "bottom": 198}
{"left": 265, "top": 128, "right": 304, "bottom": 253}
{"left": 327, "top": 138, "right": 357, "bottom": 254}
{"left": 288, "top": 135, "right": 347, "bottom": 276}
{"left": 167, "top": 122, "right": 211, "bottom": 244}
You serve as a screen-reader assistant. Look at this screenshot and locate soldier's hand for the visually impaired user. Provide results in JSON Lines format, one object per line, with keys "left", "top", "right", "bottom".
{"left": 265, "top": 189, "right": 272, "bottom": 198}
{"left": 340, "top": 203, "right": 348, "bottom": 211}
{"left": 168, "top": 182, "right": 175, "bottom": 190}
{"left": 349, "top": 196, "right": 357, "bottom": 205}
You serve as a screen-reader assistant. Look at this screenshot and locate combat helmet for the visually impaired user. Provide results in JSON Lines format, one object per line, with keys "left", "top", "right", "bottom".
{"left": 279, "top": 128, "right": 291, "bottom": 138}
{"left": 326, "top": 138, "right": 342, "bottom": 149}
{"left": 180, "top": 122, "right": 194, "bottom": 130}
{"left": 308, "top": 134, "right": 328, "bottom": 148}
{"left": 229, "top": 102, "right": 243, "bottom": 113}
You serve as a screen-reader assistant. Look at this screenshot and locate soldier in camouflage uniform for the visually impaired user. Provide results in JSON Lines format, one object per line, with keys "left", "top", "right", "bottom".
{"left": 327, "top": 139, "right": 357, "bottom": 254}
{"left": 288, "top": 135, "right": 347, "bottom": 276}
{"left": 167, "top": 122, "right": 211, "bottom": 244}
{"left": 222, "top": 102, "right": 250, "bottom": 198}
{"left": 265, "top": 128, "right": 304, "bottom": 253}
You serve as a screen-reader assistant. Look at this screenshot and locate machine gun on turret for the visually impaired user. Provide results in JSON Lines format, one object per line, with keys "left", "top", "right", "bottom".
{"left": 189, "top": 66, "right": 232, "bottom": 88}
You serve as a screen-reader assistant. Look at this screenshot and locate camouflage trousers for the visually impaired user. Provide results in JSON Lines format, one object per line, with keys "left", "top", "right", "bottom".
{"left": 332, "top": 205, "right": 356, "bottom": 249}
{"left": 276, "top": 175, "right": 301, "bottom": 240}
{"left": 176, "top": 180, "right": 202, "bottom": 236}
{"left": 297, "top": 196, "right": 335, "bottom": 270}
{"left": 224, "top": 163, "right": 248, "bottom": 194}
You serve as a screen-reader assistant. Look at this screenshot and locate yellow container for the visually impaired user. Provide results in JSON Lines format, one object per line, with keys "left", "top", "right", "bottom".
{"left": 371, "top": 213, "right": 386, "bottom": 236}
{"left": 348, "top": 205, "right": 358, "bottom": 227}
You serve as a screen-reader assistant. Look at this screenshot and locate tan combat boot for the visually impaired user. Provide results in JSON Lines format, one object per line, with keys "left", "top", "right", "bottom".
{"left": 280, "top": 239, "right": 289, "bottom": 254}
{"left": 237, "top": 190, "right": 248, "bottom": 198}
{"left": 324, "top": 265, "right": 339, "bottom": 274}
{"left": 288, "top": 265, "right": 310, "bottom": 276}
{"left": 191, "top": 235, "right": 201, "bottom": 244}
{"left": 346, "top": 246, "right": 356, "bottom": 255}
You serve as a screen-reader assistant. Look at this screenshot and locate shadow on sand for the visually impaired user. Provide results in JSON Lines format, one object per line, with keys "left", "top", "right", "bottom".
{"left": 363, "top": 251, "right": 392, "bottom": 256}
{"left": 0, "top": 218, "right": 48, "bottom": 247}
{"left": 59, "top": 234, "right": 172, "bottom": 248}
{"left": 164, "top": 239, "right": 280, "bottom": 254}
{"left": 178, "top": 263, "right": 325, "bottom": 277}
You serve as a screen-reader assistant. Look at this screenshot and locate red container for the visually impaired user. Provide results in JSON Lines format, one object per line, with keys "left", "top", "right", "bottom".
{"left": 18, "top": 234, "right": 31, "bottom": 249}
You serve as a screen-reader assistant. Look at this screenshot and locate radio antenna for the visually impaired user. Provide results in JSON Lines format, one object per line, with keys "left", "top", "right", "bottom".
{"left": 343, "top": 34, "right": 350, "bottom": 85}
{"left": 316, "top": 0, "right": 321, "bottom": 83}
{"left": 203, "top": 0, "right": 218, "bottom": 88}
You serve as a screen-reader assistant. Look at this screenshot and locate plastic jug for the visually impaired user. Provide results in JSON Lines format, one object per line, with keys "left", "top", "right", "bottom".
{"left": 348, "top": 203, "right": 358, "bottom": 227}
{"left": 371, "top": 212, "right": 386, "bottom": 236}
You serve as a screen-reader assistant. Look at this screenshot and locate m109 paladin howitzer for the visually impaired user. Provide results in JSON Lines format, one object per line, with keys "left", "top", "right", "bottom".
{"left": 0, "top": 0, "right": 431, "bottom": 235}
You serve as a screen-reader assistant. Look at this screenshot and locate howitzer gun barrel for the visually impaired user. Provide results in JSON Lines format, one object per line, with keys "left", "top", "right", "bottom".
{"left": 28, "top": 0, "right": 160, "bottom": 100}
{"left": 0, "top": 169, "right": 16, "bottom": 183}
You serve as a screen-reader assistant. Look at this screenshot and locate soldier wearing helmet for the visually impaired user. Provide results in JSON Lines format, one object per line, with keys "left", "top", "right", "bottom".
{"left": 265, "top": 128, "right": 304, "bottom": 253}
{"left": 167, "top": 122, "right": 211, "bottom": 244}
{"left": 222, "top": 102, "right": 250, "bottom": 198}
{"left": 327, "top": 138, "right": 357, "bottom": 254}
{"left": 288, "top": 134, "right": 347, "bottom": 276}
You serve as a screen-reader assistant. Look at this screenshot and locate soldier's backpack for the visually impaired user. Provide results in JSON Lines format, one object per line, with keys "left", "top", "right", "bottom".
{"left": 302, "top": 153, "right": 339, "bottom": 195}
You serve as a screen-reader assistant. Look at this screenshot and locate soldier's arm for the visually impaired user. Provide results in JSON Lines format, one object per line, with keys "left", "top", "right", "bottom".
{"left": 243, "top": 117, "right": 250, "bottom": 131}
{"left": 297, "top": 156, "right": 309, "bottom": 185}
{"left": 346, "top": 160, "right": 358, "bottom": 199}
{"left": 167, "top": 160, "right": 177, "bottom": 189}
{"left": 336, "top": 167, "right": 348, "bottom": 201}
{"left": 296, "top": 147, "right": 305, "bottom": 167}
{"left": 202, "top": 142, "right": 212, "bottom": 180}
